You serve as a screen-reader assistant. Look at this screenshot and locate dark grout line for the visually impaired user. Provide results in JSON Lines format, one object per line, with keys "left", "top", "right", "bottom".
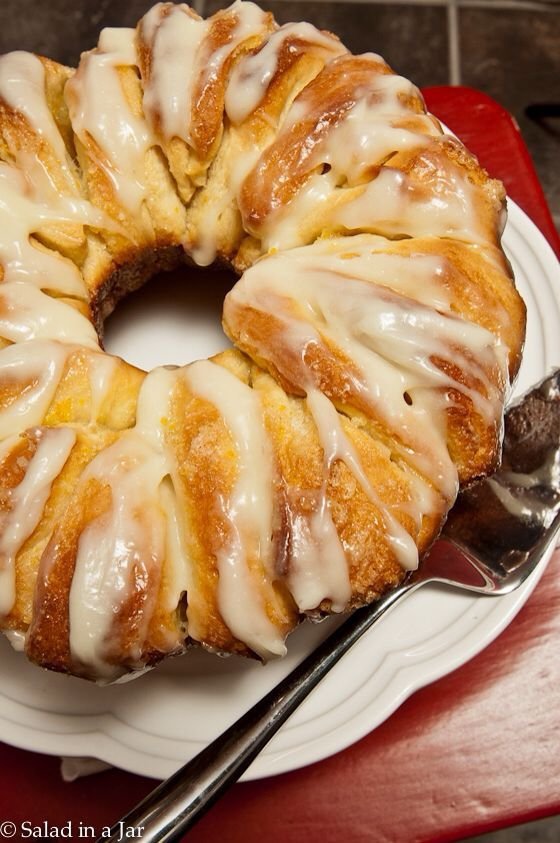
{"left": 448, "top": 0, "right": 461, "bottom": 85}
{"left": 242, "top": 0, "right": 559, "bottom": 10}
{"left": 459, "top": 0, "right": 558, "bottom": 8}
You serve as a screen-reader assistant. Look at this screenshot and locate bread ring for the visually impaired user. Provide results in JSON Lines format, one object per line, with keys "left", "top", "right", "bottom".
{"left": 0, "top": 2, "right": 525, "bottom": 681}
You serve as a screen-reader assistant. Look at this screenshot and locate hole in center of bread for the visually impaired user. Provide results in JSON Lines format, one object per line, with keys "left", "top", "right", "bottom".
{"left": 103, "top": 265, "right": 234, "bottom": 371}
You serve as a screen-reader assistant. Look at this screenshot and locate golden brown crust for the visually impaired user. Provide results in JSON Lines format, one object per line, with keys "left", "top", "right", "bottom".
{"left": 166, "top": 360, "right": 299, "bottom": 656}
{"left": 26, "top": 477, "right": 111, "bottom": 674}
{"left": 0, "top": 4, "right": 526, "bottom": 681}
{"left": 3, "top": 347, "right": 144, "bottom": 645}
{"left": 254, "top": 365, "right": 443, "bottom": 606}
{"left": 190, "top": 7, "right": 273, "bottom": 161}
{"left": 183, "top": 27, "right": 345, "bottom": 263}
{"left": 0, "top": 57, "right": 88, "bottom": 267}
{"left": 239, "top": 54, "right": 398, "bottom": 232}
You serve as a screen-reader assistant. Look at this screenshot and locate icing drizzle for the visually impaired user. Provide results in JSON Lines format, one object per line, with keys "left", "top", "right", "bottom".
{"left": 0, "top": 427, "right": 76, "bottom": 616}
{"left": 0, "top": 3, "right": 520, "bottom": 679}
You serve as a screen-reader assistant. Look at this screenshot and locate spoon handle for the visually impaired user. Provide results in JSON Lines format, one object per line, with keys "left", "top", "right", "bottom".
{"left": 99, "top": 583, "right": 412, "bottom": 843}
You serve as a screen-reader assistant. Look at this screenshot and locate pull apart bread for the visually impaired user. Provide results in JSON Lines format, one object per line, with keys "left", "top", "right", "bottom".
{"left": 0, "top": 1, "right": 525, "bottom": 682}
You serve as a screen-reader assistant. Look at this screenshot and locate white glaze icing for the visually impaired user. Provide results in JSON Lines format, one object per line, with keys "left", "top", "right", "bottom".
{"left": 159, "top": 477, "right": 192, "bottom": 620}
{"left": 0, "top": 52, "right": 71, "bottom": 174}
{"left": 3, "top": 628, "right": 26, "bottom": 651}
{"left": 65, "top": 27, "right": 154, "bottom": 213}
{"left": 307, "top": 387, "right": 419, "bottom": 570}
{"left": 0, "top": 161, "right": 90, "bottom": 296}
{"left": 134, "top": 368, "right": 194, "bottom": 639}
{"left": 224, "top": 21, "right": 346, "bottom": 125}
{"left": 0, "top": 283, "right": 99, "bottom": 348}
{"left": 185, "top": 359, "right": 286, "bottom": 658}
{"left": 225, "top": 238, "right": 509, "bottom": 502}
{"left": 285, "top": 388, "right": 351, "bottom": 611}
{"left": 0, "top": 52, "right": 123, "bottom": 294}
{"left": 284, "top": 69, "right": 438, "bottom": 188}
{"left": 0, "top": 4, "right": 518, "bottom": 677}
{"left": 134, "top": 364, "right": 176, "bottom": 448}
{"left": 140, "top": 3, "right": 208, "bottom": 143}
{"left": 286, "top": 493, "right": 350, "bottom": 614}
{"left": 333, "top": 163, "right": 483, "bottom": 244}
{"left": 140, "top": 0, "right": 269, "bottom": 149}
{"left": 0, "top": 340, "right": 71, "bottom": 439}
{"left": 0, "top": 427, "right": 76, "bottom": 616}
{"left": 68, "top": 367, "right": 176, "bottom": 676}
{"left": 257, "top": 233, "right": 452, "bottom": 310}
{"left": 86, "top": 352, "right": 119, "bottom": 420}
{"left": 198, "top": 1, "right": 271, "bottom": 114}
{"left": 262, "top": 145, "right": 483, "bottom": 253}
{"left": 240, "top": 55, "right": 447, "bottom": 250}
{"left": 189, "top": 19, "right": 346, "bottom": 267}
{"left": 68, "top": 433, "right": 166, "bottom": 677}
{"left": 189, "top": 129, "right": 269, "bottom": 265}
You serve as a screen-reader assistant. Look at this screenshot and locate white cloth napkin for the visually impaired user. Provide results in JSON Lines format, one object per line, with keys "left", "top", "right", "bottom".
{"left": 60, "top": 756, "right": 112, "bottom": 782}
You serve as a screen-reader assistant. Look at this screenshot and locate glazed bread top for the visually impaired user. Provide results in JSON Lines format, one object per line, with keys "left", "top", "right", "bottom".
{"left": 0, "top": 1, "right": 525, "bottom": 681}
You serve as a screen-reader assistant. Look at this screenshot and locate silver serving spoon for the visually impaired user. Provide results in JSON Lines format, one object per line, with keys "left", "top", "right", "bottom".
{"left": 99, "top": 370, "right": 560, "bottom": 843}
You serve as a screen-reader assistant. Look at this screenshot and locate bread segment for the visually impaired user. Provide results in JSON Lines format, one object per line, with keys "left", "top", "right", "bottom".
{"left": 0, "top": 2, "right": 525, "bottom": 681}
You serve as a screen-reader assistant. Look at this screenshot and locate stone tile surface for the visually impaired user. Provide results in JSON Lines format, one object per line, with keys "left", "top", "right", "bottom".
{"left": 0, "top": 0, "right": 156, "bottom": 66}
{"left": 459, "top": 7, "right": 560, "bottom": 228}
{"left": 0, "top": 0, "right": 449, "bottom": 88}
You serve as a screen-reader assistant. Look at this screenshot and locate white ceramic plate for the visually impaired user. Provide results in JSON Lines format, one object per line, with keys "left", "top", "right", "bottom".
{"left": 1, "top": 200, "right": 559, "bottom": 781}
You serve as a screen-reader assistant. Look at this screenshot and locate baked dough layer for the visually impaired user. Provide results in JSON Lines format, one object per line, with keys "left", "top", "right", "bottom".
{"left": 0, "top": 2, "right": 525, "bottom": 680}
